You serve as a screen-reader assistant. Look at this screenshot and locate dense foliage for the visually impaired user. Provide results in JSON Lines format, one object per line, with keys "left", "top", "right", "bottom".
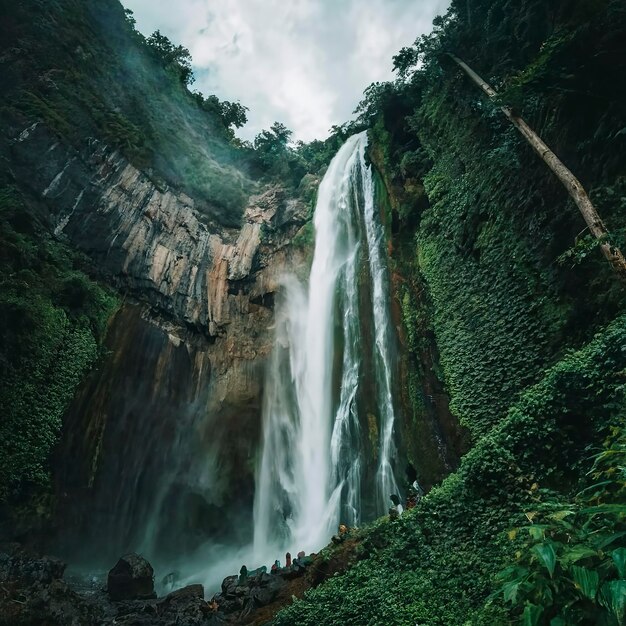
{"left": 276, "top": 316, "right": 626, "bottom": 625}
{"left": 495, "top": 422, "right": 626, "bottom": 624}
{"left": 0, "top": 0, "right": 254, "bottom": 224}
{"left": 0, "top": 186, "right": 118, "bottom": 504}
{"left": 274, "top": 0, "right": 626, "bottom": 624}
{"left": 0, "top": 1, "right": 624, "bottom": 623}
{"left": 368, "top": 0, "right": 626, "bottom": 440}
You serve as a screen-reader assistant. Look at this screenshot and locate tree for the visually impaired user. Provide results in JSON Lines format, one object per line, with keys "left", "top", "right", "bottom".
{"left": 253, "top": 122, "right": 306, "bottom": 186}
{"left": 145, "top": 30, "right": 195, "bottom": 86}
{"left": 447, "top": 53, "right": 626, "bottom": 283}
{"left": 219, "top": 100, "right": 248, "bottom": 130}
{"left": 198, "top": 95, "right": 248, "bottom": 136}
{"left": 393, "top": 47, "right": 419, "bottom": 80}
{"left": 253, "top": 122, "right": 293, "bottom": 156}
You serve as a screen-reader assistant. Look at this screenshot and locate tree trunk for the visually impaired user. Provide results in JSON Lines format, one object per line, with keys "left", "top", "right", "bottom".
{"left": 448, "top": 53, "right": 626, "bottom": 284}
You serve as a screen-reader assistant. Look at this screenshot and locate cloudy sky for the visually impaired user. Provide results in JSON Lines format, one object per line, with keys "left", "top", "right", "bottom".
{"left": 122, "top": 0, "right": 450, "bottom": 142}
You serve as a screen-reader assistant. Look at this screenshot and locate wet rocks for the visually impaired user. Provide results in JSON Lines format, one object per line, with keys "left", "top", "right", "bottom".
{"left": 212, "top": 569, "right": 284, "bottom": 617}
{"left": 0, "top": 544, "right": 98, "bottom": 625}
{"left": 0, "top": 546, "right": 325, "bottom": 625}
{"left": 155, "top": 584, "right": 213, "bottom": 626}
{"left": 209, "top": 558, "right": 315, "bottom": 623}
{"left": 0, "top": 543, "right": 66, "bottom": 585}
{"left": 107, "top": 553, "right": 155, "bottom": 601}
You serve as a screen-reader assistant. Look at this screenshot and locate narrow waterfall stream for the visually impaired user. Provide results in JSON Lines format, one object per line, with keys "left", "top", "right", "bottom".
{"left": 253, "top": 131, "right": 400, "bottom": 561}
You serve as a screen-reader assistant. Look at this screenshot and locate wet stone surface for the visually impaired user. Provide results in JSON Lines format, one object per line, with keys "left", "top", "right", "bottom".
{"left": 0, "top": 545, "right": 314, "bottom": 625}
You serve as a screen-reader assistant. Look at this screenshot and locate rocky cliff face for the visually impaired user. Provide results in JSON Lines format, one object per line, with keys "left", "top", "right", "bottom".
{"left": 11, "top": 121, "right": 307, "bottom": 338}
{"left": 8, "top": 120, "right": 309, "bottom": 562}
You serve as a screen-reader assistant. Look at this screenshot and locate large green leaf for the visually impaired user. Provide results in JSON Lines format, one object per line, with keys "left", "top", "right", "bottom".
{"left": 571, "top": 565, "right": 599, "bottom": 600}
{"left": 598, "top": 531, "right": 626, "bottom": 550}
{"left": 600, "top": 580, "right": 626, "bottom": 623}
{"left": 522, "top": 602, "right": 544, "bottom": 626}
{"left": 549, "top": 618, "right": 566, "bottom": 626}
{"left": 612, "top": 548, "right": 626, "bottom": 578}
{"left": 560, "top": 545, "right": 597, "bottom": 567}
{"left": 503, "top": 580, "right": 523, "bottom": 604}
{"left": 533, "top": 542, "right": 557, "bottom": 577}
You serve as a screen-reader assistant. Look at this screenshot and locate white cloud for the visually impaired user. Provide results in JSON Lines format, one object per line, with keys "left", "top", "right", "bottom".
{"left": 122, "top": 0, "right": 451, "bottom": 142}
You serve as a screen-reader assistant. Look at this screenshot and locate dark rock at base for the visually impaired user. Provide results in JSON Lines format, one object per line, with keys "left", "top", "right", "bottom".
{"left": 0, "top": 544, "right": 66, "bottom": 585}
{"left": 0, "top": 545, "right": 101, "bottom": 625}
{"left": 156, "top": 584, "right": 211, "bottom": 625}
{"left": 221, "top": 574, "right": 238, "bottom": 596}
{"left": 252, "top": 584, "right": 278, "bottom": 607}
{"left": 161, "top": 583, "right": 204, "bottom": 602}
{"left": 107, "top": 553, "right": 155, "bottom": 601}
{"left": 210, "top": 567, "right": 292, "bottom": 623}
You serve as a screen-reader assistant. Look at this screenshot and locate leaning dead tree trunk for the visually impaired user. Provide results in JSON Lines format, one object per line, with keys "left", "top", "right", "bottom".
{"left": 448, "top": 53, "right": 626, "bottom": 283}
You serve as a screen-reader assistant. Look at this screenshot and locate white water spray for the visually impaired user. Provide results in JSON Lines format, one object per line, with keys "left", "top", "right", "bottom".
{"left": 253, "top": 132, "right": 399, "bottom": 561}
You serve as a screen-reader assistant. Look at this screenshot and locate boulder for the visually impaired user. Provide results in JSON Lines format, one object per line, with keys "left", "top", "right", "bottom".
{"left": 107, "top": 553, "right": 155, "bottom": 601}
{"left": 160, "top": 583, "right": 204, "bottom": 603}
{"left": 156, "top": 584, "right": 209, "bottom": 626}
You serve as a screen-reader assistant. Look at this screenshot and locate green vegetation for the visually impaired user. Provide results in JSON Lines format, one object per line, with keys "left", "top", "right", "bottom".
{"left": 144, "top": 29, "right": 195, "bottom": 87}
{"left": 276, "top": 316, "right": 626, "bottom": 625}
{"left": 0, "top": 186, "right": 118, "bottom": 503}
{"left": 495, "top": 422, "right": 626, "bottom": 624}
{"left": 274, "top": 0, "right": 626, "bottom": 624}
{"left": 245, "top": 121, "right": 352, "bottom": 193}
{"left": 365, "top": 0, "right": 626, "bottom": 442}
{"left": 0, "top": 0, "right": 254, "bottom": 224}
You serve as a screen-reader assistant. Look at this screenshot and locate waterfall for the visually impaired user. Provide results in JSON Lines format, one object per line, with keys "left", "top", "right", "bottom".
{"left": 253, "top": 131, "right": 400, "bottom": 560}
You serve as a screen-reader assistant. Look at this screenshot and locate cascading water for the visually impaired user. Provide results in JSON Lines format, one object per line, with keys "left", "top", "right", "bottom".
{"left": 253, "top": 131, "right": 400, "bottom": 560}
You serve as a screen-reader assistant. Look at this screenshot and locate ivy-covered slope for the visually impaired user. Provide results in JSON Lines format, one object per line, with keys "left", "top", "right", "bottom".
{"left": 274, "top": 1, "right": 626, "bottom": 624}
{"left": 0, "top": 184, "right": 118, "bottom": 522}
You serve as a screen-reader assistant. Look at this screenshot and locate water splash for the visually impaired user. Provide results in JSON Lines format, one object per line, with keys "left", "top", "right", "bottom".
{"left": 253, "top": 131, "right": 399, "bottom": 560}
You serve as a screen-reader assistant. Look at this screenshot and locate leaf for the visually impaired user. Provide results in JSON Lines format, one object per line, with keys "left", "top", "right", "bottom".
{"left": 502, "top": 580, "right": 522, "bottom": 604}
{"left": 497, "top": 566, "right": 529, "bottom": 582}
{"left": 522, "top": 602, "right": 543, "bottom": 626}
{"left": 560, "top": 545, "right": 597, "bottom": 567}
{"left": 528, "top": 525, "right": 548, "bottom": 540}
{"left": 550, "top": 618, "right": 566, "bottom": 626}
{"left": 549, "top": 510, "right": 575, "bottom": 522}
{"left": 581, "top": 504, "right": 626, "bottom": 515}
{"left": 533, "top": 543, "right": 557, "bottom": 577}
{"left": 509, "top": 529, "right": 518, "bottom": 541}
{"left": 612, "top": 548, "right": 626, "bottom": 578}
{"left": 599, "top": 580, "right": 626, "bottom": 622}
{"left": 597, "top": 531, "right": 626, "bottom": 550}
{"left": 571, "top": 565, "right": 599, "bottom": 600}
{"left": 577, "top": 479, "right": 614, "bottom": 495}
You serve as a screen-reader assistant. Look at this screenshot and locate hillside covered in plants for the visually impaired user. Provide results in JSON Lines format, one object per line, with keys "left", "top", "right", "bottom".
{"left": 274, "top": 0, "right": 626, "bottom": 624}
